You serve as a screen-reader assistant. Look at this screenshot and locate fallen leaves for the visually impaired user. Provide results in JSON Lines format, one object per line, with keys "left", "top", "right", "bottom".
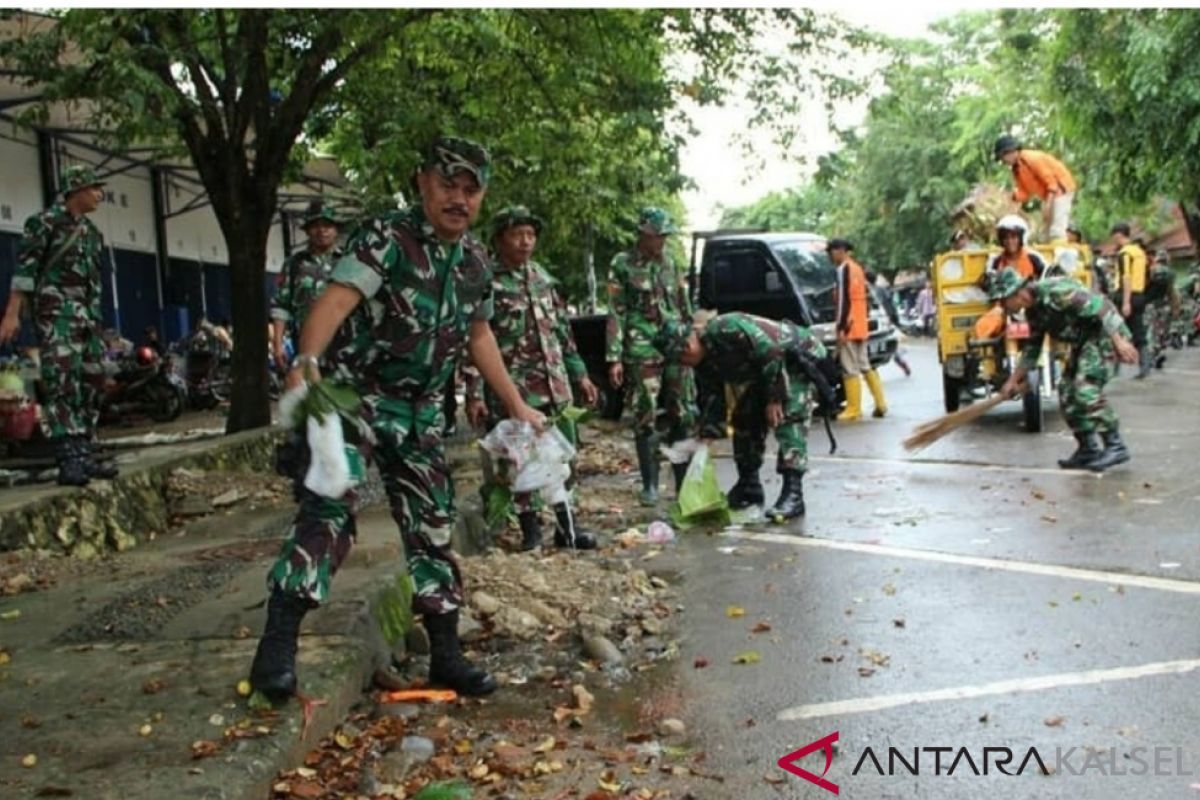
{"left": 191, "top": 740, "right": 221, "bottom": 760}
{"left": 142, "top": 677, "right": 168, "bottom": 695}
{"left": 732, "top": 650, "right": 761, "bottom": 665}
{"left": 1, "top": 608, "right": 22, "bottom": 620}
{"left": 1044, "top": 715, "right": 1066, "bottom": 727}
{"left": 21, "top": 753, "right": 37, "bottom": 767}
{"left": 750, "top": 621, "right": 772, "bottom": 634}
{"left": 725, "top": 606, "right": 746, "bottom": 618}
{"left": 692, "top": 658, "right": 709, "bottom": 669}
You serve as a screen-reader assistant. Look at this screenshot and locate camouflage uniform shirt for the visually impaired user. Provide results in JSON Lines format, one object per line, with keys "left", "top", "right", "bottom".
{"left": 330, "top": 207, "right": 493, "bottom": 439}
{"left": 606, "top": 249, "right": 691, "bottom": 364}
{"left": 13, "top": 203, "right": 104, "bottom": 328}
{"left": 694, "top": 312, "right": 825, "bottom": 432}
{"left": 271, "top": 246, "right": 344, "bottom": 338}
{"left": 465, "top": 260, "right": 587, "bottom": 417}
{"left": 1020, "top": 278, "right": 1129, "bottom": 370}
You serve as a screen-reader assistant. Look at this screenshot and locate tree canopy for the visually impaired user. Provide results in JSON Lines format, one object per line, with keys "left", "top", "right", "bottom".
{"left": 1, "top": 8, "right": 862, "bottom": 430}
{"left": 720, "top": 8, "right": 1199, "bottom": 274}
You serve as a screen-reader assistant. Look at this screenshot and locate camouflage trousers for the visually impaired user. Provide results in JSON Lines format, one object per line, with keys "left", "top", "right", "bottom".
{"left": 479, "top": 406, "right": 578, "bottom": 515}
{"left": 267, "top": 412, "right": 462, "bottom": 615}
{"left": 730, "top": 374, "right": 814, "bottom": 474}
{"left": 37, "top": 321, "right": 105, "bottom": 439}
{"left": 1146, "top": 302, "right": 1174, "bottom": 362}
{"left": 1059, "top": 338, "right": 1118, "bottom": 435}
{"left": 626, "top": 360, "right": 695, "bottom": 443}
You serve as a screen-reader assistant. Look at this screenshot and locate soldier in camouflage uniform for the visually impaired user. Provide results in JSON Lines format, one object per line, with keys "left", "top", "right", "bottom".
{"left": 250, "top": 138, "right": 545, "bottom": 700}
{"left": 0, "top": 165, "right": 117, "bottom": 486}
{"left": 464, "top": 206, "right": 600, "bottom": 551}
{"left": 606, "top": 207, "right": 695, "bottom": 505}
{"left": 656, "top": 312, "right": 827, "bottom": 521}
{"left": 992, "top": 266, "right": 1139, "bottom": 472}
{"left": 1144, "top": 250, "right": 1179, "bottom": 369}
{"left": 270, "top": 200, "right": 343, "bottom": 371}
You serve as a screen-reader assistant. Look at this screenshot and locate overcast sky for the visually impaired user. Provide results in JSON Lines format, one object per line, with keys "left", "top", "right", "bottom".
{"left": 678, "top": 4, "right": 960, "bottom": 231}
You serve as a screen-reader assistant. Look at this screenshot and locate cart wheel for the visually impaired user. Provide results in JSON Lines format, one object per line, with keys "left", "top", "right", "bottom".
{"left": 942, "top": 370, "right": 962, "bottom": 413}
{"left": 1023, "top": 369, "right": 1043, "bottom": 433}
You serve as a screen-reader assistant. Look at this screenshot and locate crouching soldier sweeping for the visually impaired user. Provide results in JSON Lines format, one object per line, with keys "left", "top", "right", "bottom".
{"left": 992, "top": 266, "right": 1139, "bottom": 471}
{"left": 656, "top": 311, "right": 835, "bottom": 521}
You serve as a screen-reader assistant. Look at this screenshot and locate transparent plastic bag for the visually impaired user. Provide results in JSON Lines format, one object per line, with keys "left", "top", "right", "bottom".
{"left": 480, "top": 420, "right": 575, "bottom": 501}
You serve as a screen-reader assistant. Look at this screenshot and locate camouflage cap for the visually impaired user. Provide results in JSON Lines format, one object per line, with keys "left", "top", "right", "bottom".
{"left": 60, "top": 165, "right": 105, "bottom": 197}
{"left": 653, "top": 319, "right": 693, "bottom": 359}
{"left": 988, "top": 266, "right": 1029, "bottom": 301}
{"left": 301, "top": 200, "right": 340, "bottom": 228}
{"left": 490, "top": 205, "right": 543, "bottom": 240}
{"left": 422, "top": 136, "right": 491, "bottom": 188}
{"left": 638, "top": 207, "right": 678, "bottom": 236}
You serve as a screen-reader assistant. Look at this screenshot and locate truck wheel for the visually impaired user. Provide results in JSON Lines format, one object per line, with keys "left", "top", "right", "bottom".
{"left": 942, "top": 371, "right": 962, "bottom": 413}
{"left": 1023, "top": 369, "right": 1043, "bottom": 433}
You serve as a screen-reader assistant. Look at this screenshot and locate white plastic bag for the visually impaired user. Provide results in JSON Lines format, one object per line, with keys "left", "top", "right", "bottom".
{"left": 304, "top": 413, "right": 356, "bottom": 499}
{"left": 480, "top": 420, "right": 575, "bottom": 502}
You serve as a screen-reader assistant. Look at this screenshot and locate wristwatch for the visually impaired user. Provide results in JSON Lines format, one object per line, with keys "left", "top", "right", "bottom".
{"left": 290, "top": 353, "right": 320, "bottom": 371}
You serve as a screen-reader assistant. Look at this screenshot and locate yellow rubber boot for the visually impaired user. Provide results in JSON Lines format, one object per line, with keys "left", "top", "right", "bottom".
{"left": 865, "top": 369, "right": 888, "bottom": 418}
{"left": 837, "top": 375, "right": 863, "bottom": 422}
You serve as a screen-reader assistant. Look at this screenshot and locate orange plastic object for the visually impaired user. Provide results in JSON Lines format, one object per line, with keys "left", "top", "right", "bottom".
{"left": 378, "top": 689, "right": 458, "bottom": 703}
{"left": 972, "top": 307, "right": 1005, "bottom": 340}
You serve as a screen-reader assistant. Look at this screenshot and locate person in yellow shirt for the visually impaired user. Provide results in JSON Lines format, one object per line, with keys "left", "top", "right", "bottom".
{"left": 994, "top": 136, "right": 1077, "bottom": 243}
{"left": 1110, "top": 222, "right": 1150, "bottom": 378}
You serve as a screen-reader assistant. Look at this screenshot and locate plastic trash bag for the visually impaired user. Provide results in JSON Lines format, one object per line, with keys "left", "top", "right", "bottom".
{"left": 480, "top": 420, "right": 575, "bottom": 505}
{"left": 303, "top": 412, "right": 365, "bottom": 499}
{"left": 670, "top": 444, "right": 731, "bottom": 529}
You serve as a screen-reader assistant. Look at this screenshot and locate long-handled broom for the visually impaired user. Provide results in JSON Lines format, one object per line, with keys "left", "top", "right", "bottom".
{"left": 902, "top": 390, "right": 1017, "bottom": 452}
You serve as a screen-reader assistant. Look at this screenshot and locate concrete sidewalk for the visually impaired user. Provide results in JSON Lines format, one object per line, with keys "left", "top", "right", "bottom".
{"left": 0, "top": 501, "right": 412, "bottom": 800}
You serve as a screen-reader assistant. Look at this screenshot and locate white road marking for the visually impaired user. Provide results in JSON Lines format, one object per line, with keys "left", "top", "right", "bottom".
{"left": 723, "top": 530, "right": 1200, "bottom": 595}
{"left": 777, "top": 658, "right": 1200, "bottom": 721}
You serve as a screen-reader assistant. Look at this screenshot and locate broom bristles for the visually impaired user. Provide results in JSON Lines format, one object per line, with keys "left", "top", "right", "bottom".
{"left": 903, "top": 393, "right": 1009, "bottom": 451}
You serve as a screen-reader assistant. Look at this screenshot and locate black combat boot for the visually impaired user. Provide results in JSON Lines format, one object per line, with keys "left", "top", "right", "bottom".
{"left": 518, "top": 510, "right": 543, "bottom": 552}
{"left": 1088, "top": 430, "right": 1131, "bottom": 472}
{"left": 249, "top": 591, "right": 313, "bottom": 700}
{"left": 635, "top": 434, "right": 660, "bottom": 506}
{"left": 768, "top": 471, "right": 806, "bottom": 522}
{"left": 672, "top": 461, "right": 690, "bottom": 495}
{"left": 553, "top": 503, "right": 597, "bottom": 550}
{"left": 1057, "top": 432, "right": 1102, "bottom": 469}
{"left": 55, "top": 437, "right": 89, "bottom": 487}
{"left": 80, "top": 436, "right": 119, "bottom": 479}
{"left": 426, "top": 610, "right": 497, "bottom": 696}
{"left": 726, "top": 467, "right": 765, "bottom": 510}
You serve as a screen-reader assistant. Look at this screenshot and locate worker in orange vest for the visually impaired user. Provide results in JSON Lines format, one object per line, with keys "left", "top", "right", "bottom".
{"left": 828, "top": 239, "right": 887, "bottom": 421}
{"left": 994, "top": 136, "right": 1076, "bottom": 243}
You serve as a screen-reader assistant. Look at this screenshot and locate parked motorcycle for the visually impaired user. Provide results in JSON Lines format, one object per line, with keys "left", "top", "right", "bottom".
{"left": 183, "top": 337, "right": 232, "bottom": 410}
{"left": 100, "top": 347, "right": 187, "bottom": 423}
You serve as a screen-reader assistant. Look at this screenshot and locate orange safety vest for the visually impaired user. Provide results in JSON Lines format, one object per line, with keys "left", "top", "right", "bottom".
{"left": 992, "top": 249, "right": 1043, "bottom": 280}
{"left": 1011, "top": 149, "right": 1076, "bottom": 203}
{"left": 835, "top": 257, "right": 869, "bottom": 341}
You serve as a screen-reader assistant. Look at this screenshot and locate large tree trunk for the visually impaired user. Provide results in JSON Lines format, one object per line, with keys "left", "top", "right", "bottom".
{"left": 223, "top": 213, "right": 273, "bottom": 433}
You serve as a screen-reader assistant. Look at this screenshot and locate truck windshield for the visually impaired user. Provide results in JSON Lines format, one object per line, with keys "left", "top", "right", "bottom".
{"left": 770, "top": 240, "right": 837, "bottom": 324}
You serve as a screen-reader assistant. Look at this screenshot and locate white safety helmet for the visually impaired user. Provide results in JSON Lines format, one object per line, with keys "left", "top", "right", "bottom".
{"left": 995, "top": 214, "right": 1029, "bottom": 245}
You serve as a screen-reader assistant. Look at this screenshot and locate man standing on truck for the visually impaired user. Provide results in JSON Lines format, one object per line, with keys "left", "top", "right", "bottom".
{"left": 993, "top": 266, "right": 1138, "bottom": 471}
{"left": 828, "top": 239, "right": 887, "bottom": 420}
{"left": 0, "top": 165, "right": 117, "bottom": 486}
{"left": 994, "top": 135, "right": 1077, "bottom": 243}
{"left": 465, "top": 205, "right": 599, "bottom": 551}
{"left": 605, "top": 207, "right": 695, "bottom": 505}
{"left": 655, "top": 312, "right": 832, "bottom": 522}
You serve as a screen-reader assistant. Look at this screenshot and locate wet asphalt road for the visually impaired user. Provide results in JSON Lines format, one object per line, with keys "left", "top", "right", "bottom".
{"left": 674, "top": 339, "right": 1200, "bottom": 799}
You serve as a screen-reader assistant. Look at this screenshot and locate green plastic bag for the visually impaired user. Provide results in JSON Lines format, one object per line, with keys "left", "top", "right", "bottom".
{"left": 670, "top": 444, "right": 730, "bottom": 529}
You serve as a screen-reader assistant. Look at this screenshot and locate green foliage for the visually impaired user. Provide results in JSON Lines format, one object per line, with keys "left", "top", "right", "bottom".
{"left": 719, "top": 8, "right": 1193, "bottom": 270}
{"left": 411, "top": 782, "right": 472, "bottom": 800}
{"left": 1051, "top": 9, "right": 1200, "bottom": 230}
